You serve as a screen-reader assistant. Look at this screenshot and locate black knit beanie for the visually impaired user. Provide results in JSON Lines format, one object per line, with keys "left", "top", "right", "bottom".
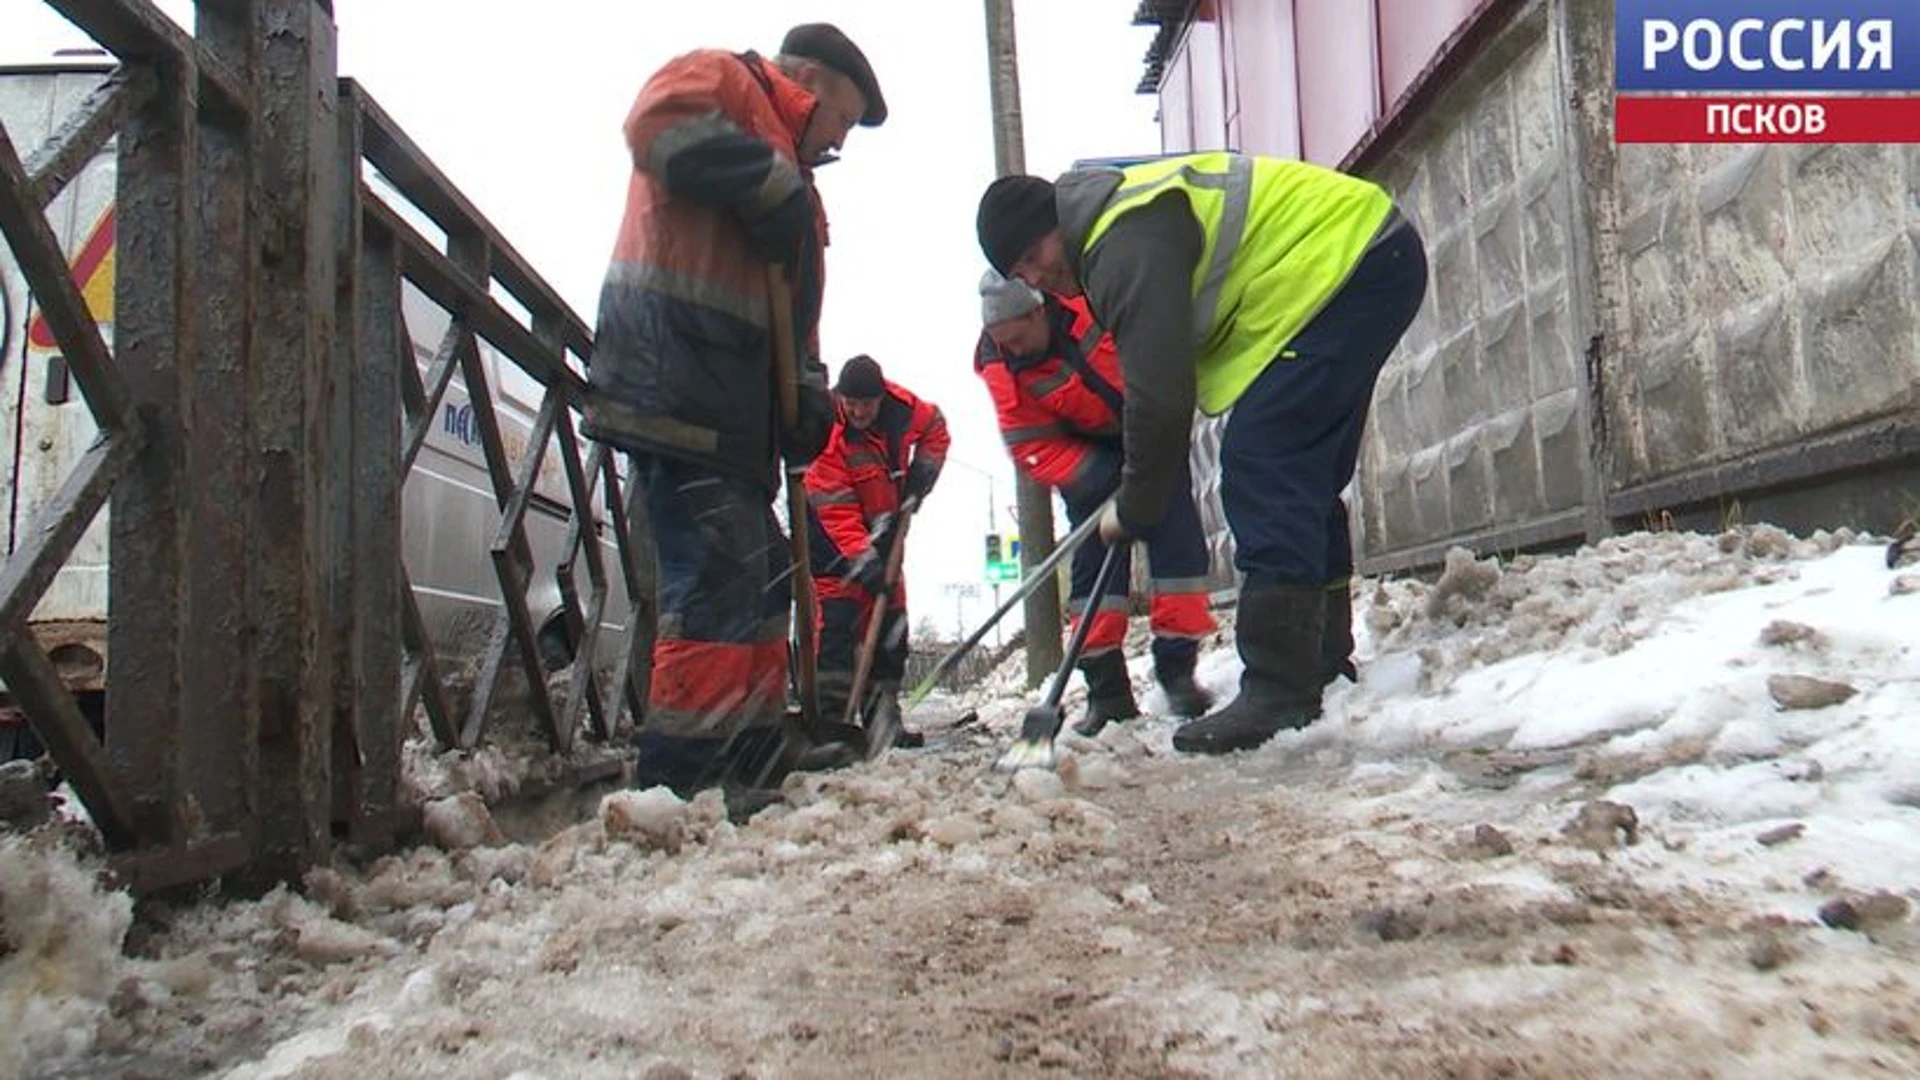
{"left": 976, "top": 175, "right": 1057, "bottom": 275}
{"left": 834, "top": 354, "right": 886, "bottom": 398}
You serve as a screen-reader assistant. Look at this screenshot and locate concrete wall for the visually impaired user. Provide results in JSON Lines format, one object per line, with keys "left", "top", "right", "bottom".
{"left": 1360, "top": 3, "right": 1592, "bottom": 565}
{"left": 1610, "top": 142, "right": 1920, "bottom": 490}
{"left": 1156, "top": 0, "right": 1920, "bottom": 577}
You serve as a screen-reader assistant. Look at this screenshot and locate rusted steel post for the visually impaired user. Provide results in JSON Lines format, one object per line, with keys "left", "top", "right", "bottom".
{"left": 182, "top": 0, "right": 264, "bottom": 852}
{"left": 249, "top": 0, "right": 342, "bottom": 883}
{"left": 107, "top": 52, "right": 195, "bottom": 844}
{"left": 335, "top": 84, "right": 403, "bottom": 847}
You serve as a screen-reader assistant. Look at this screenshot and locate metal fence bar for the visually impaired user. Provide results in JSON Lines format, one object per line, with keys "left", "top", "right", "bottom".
{"left": 458, "top": 342, "right": 562, "bottom": 749}
{"left": 0, "top": 639, "right": 137, "bottom": 846}
{"left": 553, "top": 421, "right": 611, "bottom": 739}
{"left": 178, "top": 0, "right": 259, "bottom": 847}
{"left": 602, "top": 458, "right": 651, "bottom": 732}
{"left": 0, "top": 119, "right": 138, "bottom": 431}
{"left": 0, "top": 436, "right": 139, "bottom": 649}
{"left": 399, "top": 568, "right": 459, "bottom": 747}
{"left": 249, "top": 0, "right": 340, "bottom": 881}
{"left": 344, "top": 170, "right": 405, "bottom": 847}
{"left": 25, "top": 66, "right": 155, "bottom": 208}
{"left": 399, "top": 321, "right": 461, "bottom": 475}
{"left": 43, "top": 0, "right": 250, "bottom": 117}
{"left": 352, "top": 88, "right": 591, "bottom": 358}
{"left": 372, "top": 202, "right": 576, "bottom": 395}
{"left": 0, "top": 0, "right": 635, "bottom": 893}
{"left": 104, "top": 53, "right": 194, "bottom": 846}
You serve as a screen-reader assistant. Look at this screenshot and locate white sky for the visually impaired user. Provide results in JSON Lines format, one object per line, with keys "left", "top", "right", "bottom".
{"left": 5, "top": 0, "right": 1161, "bottom": 639}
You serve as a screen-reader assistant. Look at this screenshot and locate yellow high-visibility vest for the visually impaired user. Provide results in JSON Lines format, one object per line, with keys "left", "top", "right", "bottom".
{"left": 1083, "top": 152, "right": 1393, "bottom": 414}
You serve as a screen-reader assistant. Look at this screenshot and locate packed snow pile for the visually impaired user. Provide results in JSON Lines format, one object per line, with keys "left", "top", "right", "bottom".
{"left": 0, "top": 834, "right": 133, "bottom": 1079}
{"left": 4, "top": 526, "right": 1917, "bottom": 1079}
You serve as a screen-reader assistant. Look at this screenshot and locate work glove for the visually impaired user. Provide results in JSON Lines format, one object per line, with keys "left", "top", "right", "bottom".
{"left": 1096, "top": 501, "right": 1132, "bottom": 545}
{"left": 903, "top": 457, "right": 941, "bottom": 502}
{"left": 846, "top": 547, "right": 888, "bottom": 594}
{"left": 780, "top": 357, "right": 833, "bottom": 466}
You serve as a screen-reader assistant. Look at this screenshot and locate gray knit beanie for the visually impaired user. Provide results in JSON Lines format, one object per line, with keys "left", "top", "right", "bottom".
{"left": 979, "top": 269, "right": 1043, "bottom": 326}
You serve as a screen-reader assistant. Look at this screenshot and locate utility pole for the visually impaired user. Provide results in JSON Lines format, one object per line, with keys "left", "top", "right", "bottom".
{"left": 983, "top": 0, "right": 1063, "bottom": 686}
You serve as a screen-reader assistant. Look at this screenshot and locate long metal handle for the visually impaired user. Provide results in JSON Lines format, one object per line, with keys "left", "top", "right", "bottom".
{"left": 846, "top": 506, "right": 914, "bottom": 730}
{"left": 767, "top": 265, "right": 819, "bottom": 737}
{"left": 1036, "top": 539, "right": 1125, "bottom": 711}
{"left": 902, "top": 498, "right": 1112, "bottom": 710}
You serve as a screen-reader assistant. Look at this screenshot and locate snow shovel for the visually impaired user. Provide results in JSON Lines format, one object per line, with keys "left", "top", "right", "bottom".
{"left": 764, "top": 264, "right": 835, "bottom": 784}
{"left": 900, "top": 498, "right": 1112, "bottom": 713}
{"left": 995, "top": 537, "right": 1128, "bottom": 773}
{"left": 849, "top": 505, "right": 914, "bottom": 758}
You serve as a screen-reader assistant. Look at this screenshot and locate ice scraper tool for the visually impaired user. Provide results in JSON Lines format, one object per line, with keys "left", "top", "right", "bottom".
{"left": 901, "top": 498, "right": 1112, "bottom": 713}
{"left": 995, "top": 538, "right": 1128, "bottom": 773}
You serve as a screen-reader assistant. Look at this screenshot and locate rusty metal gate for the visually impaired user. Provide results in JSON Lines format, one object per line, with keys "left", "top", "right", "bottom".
{"left": 0, "top": 0, "right": 646, "bottom": 892}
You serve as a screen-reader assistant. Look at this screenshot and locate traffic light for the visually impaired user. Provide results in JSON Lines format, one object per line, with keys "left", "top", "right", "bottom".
{"left": 985, "top": 533, "right": 1002, "bottom": 564}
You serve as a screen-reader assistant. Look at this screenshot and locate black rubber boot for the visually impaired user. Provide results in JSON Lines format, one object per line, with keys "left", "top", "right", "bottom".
{"left": 1071, "top": 651, "right": 1141, "bottom": 737}
{"left": 718, "top": 727, "right": 789, "bottom": 822}
{"left": 816, "top": 670, "right": 855, "bottom": 731}
{"left": 632, "top": 733, "right": 729, "bottom": 797}
{"left": 1322, "top": 578, "right": 1358, "bottom": 686}
{"left": 1172, "top": 583, "right": 1325, "bottom": 755}
{"left": 1154, "top": 648, "right": 1215, "bottom": 719}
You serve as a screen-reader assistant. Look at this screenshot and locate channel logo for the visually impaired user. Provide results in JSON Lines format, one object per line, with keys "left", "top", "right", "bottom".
{"left": 1615, "top": 0, "right": 1920, "bottom": 143}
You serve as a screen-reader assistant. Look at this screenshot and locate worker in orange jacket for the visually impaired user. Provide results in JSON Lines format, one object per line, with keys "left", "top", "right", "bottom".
{"left": 582, "top": 24, "right": 885, "bottom": 804}
{"left": 975, "top": 271, "right": 1216, "bottom": 735}
{"left": 805, "top": 355, "right": 949, "bottom": 749}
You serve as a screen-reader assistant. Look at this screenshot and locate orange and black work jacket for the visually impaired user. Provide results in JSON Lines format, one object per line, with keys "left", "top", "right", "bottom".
{"left": 805, "top": 381, "right": 950, "bottom": 592}
{"left": 973, "top": 295, "right": 1125, "bottom": 498}
{"left": 584, "top": 49, "right": 834, "bottom": 492}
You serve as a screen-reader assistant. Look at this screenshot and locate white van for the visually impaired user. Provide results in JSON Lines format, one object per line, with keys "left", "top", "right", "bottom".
{"left": 0, "top": 57, "right": 632, "bottom": 753}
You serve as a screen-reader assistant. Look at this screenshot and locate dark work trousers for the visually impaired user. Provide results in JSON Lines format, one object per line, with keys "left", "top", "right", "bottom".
{"left": 632, "top": 454, "right": 792, "bottom": 792}
{"left": 1061, "top": 446, "right": 1213, "bottom": 671}
{"left": 1220, "top": 217, "right": 1429, "bottom": 588}
{"left": 817, "top": 590, "right": 908, "bottom": 681}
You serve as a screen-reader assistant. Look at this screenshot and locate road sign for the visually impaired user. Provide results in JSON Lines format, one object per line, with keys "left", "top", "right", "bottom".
{"left": 984, "top": 531, "right": 1019, "bottom": 583}
{"left": 26, "top": 206, "right": 115, "bottom": 352}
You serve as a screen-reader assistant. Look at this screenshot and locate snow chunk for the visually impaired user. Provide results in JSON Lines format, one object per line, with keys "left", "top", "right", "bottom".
{"left": 1059, "top": 753, "right": 1129, "bottom": 792}
{"left": 422, "top": 792, "right": 504, "bottom": 851}
{"left": 600, "top": 787, "right": 688, "bottom": 854}
{"left": 1425, "top": 546, "right": 1502, "bottom": 619}
{"left": 0, "top": 835, "right": 132, "bottom": 1077}
{"left": 289, "top": 912, "right": 399, "bottom": 965}
{"left": 1009, "top": 768, "right": 1065, "bottom": 802}
{"left": 920, "top": 814, "right": 986, "bottom": 848}
{"left": 1766, "top": 673, "right": 1857, "bottom": 711}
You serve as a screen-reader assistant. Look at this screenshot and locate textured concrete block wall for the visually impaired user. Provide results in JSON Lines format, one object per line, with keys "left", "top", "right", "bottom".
{"left": 1357, "top": 5, "right": 1589, "bottom": 563}
{"left": 1611, "top": 142, "right": 1920, "bottom": 487}
{"left": 1177, "top": 0, "right": 1920, "bottom": 582}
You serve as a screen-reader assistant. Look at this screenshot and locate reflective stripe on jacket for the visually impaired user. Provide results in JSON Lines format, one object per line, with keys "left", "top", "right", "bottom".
{"left": 1075, "top": 151, "right": 1392, "bottom": 415}
{"left": 584, "top": 49, "right": 828, "bottom": 491}
{"left": 804, "top": 380, "right": 950, "bottom": 572}
{"left": 972, "top": 296, "right": 1124, "bottom": 490}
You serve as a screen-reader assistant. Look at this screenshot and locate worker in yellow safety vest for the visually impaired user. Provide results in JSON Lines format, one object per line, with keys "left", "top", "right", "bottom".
{"left": 976, "top": 151, "right": 1427, "bottom": 756}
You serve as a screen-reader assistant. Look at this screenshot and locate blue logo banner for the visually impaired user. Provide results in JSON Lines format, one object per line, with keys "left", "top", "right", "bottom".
{"left": 1617, "top": 0, "right": 1920, "bottom": 91}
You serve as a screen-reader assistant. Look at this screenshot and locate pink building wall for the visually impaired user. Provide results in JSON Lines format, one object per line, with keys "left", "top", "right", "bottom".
{"left": 1157, "top": 0, "right": 1482, "bottom": 165}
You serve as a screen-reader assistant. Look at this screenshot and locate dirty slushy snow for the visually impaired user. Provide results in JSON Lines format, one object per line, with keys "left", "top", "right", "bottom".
{"left": 6, "top": 525, "right": 1919, "bottom": 1079}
